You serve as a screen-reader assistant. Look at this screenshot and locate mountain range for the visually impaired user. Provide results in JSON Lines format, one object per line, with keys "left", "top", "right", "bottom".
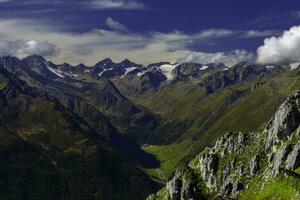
{"left": 0, "top": 55, "right": 300, "bottom": 200}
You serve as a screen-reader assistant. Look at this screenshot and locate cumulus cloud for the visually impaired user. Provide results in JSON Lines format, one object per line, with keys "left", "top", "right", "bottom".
{"left": 179, "top": 49, "right": 255, "bottom": 66}
{"left": 256, "top": 25, "right": 300, "bottom": 64}
{"left": 90, "top": 0, "right": 144, "bottom": 9}
{"left": 105, "top": 17, "right": 128, "bottom": 32}
{"left": 0, "top": 40, "right": 59, "bottom": 59}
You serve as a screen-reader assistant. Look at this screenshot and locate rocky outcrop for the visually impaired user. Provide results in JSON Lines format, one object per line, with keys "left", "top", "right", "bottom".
{"left": 148, "top": 90, "right": 300, "bottom": 200}
{"left": 269, "top": 144, "right": 293, "bottom": 176}
{"left": 266, "top": 91, "right": 300, "bottom": 150}
{"left": 166, "top": 168, "right": 205, "bottom": 200}
{"left": 189, "top": 131, "right": 256, "bottom": 198}
{"left": 285, "top": 142, "right": 300, "bottom": 170}
{"left": 191, "top": 91, "right": 300, "bottom": 198}
{"left": 249, "top": 155, "right": 260, "bottom": 176}
{"left": 149, "top": 167, "right": 207, "bottom": 200}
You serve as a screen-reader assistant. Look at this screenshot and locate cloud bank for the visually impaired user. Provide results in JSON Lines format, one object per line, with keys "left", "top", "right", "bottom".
{"left": 0, "top": 17, "right": 295, "bottom": 66}
{"left": 179, "top": 49, "right": 255, "bottom": 66}
{"left": 257, "top": 26, "right": 300, "bottom": 64}
{"left": 0, "top": 40, "right": 59, "bottom": 59}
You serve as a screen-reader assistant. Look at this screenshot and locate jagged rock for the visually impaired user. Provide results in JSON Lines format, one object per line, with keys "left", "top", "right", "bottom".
{"left": 212, "top": 132, "right": 250, "bottom": 157}
{"left": 266, "top": 91, "right": 300, "bottom": 150}
{"left": 233, "top": 181, "right": 245, "bottom": 193}
{"left": 271, "top": 144, "right": 293, "bottom": 176}
{"left": 207, "top": 174, "right": 217, "bottom": 189}
{"left": 222, "top": 181, "right": 233, "bottom": 196}
{"left": 165, "top": 168, "right": 205, "bottom": 200}
{"left": 238, "top": 165, "right": 246, "bottom": 177}
{"left": 166, "top": 176, "right": 182, "bottom": 200}
{"left": 196, "top": 152, "right": 219, "bottom": 189}
{"left": 222, "top": 164, "right": 231, "bottom": 182}
{"left": 250, "top": 155, "right": 260, "bottom": 176}
{"left": 151, "top": 91, "right": 300, "bottom": 200}
{"left": 222, "top": 179, "right": 245, "bottom": 197}
{"left": 286, "top": 142, "right": 300, "bottom": 170}
{"left": 208, "top": 154, "right": 219, "bottom": 174}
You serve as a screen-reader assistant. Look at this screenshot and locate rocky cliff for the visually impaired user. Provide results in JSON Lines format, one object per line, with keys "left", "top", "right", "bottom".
{"left": 149, "top": 90, "right": 300, "bottom": 200}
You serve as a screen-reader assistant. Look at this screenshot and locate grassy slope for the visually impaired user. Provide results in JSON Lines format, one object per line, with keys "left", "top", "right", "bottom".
{"left": 140, "top": 69, "right": 300, "bottom": 181}
{"left": 142, "top": 140, "right": 193, "bottom": 181}
{"left": 241, "top": 175, "right": 300, "bottom": 200}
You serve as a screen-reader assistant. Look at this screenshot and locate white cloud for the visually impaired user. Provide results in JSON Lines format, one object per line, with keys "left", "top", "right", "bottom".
{"left": 90, "top": 0, "right": 144, "bottom": 9}
{"left": 0, "top": 40, "right": 59, "bottom": 59}
{"left": 256, "top": 25, "right": 300, "bottom": 64}
{"left": 196, "top": 29, "right": 234, "bottom": 39}
{"left": 244, "top": 30, "right": 281, "bottom": 38}
{"left": 178, "top": 49, "right": 255, "bottom": 66}
{"left": 105, "top": 17, "right": 128, "bottom": 32}
{"left": 0, "top": 19, "right": 248, "bottom": 65}
{"left": 0, "top": 18, "right": 283, "bottom": 66}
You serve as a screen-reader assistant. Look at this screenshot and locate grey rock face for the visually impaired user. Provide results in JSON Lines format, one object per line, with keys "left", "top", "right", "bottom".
{"left": 211, "top": 132, "right": 251, "bottom": 157}
{"left": 266, "top": 92, "right": 300, "bottom": 150}
{"left": 270, "top": 144, "right": 293, "bottom": 176}
{"left": 221, "top": 180, "right": 244, "bottom": 197}
{"left": 250, "top": 155, "right": 260, "bottom": 176}
{"left": 222, "top": 181, "right": 233, "bottom": 196}
{"left": 196, "top": 152, "right": 219, "bottom": 189}
{"left": 165, "top": 168, "right": 205, "bottom": 200}
{"left": 286, "top": 142, "right": 300, "bottom": 170}
{"left": 167, "top": 175, "right": 182, "bottom": 200}
{"left": 193, "top": 132, "right": 251, "bottom": 197}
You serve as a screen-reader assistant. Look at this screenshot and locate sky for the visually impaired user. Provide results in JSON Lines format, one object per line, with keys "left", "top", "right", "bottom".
{"left": 0, "top": 0, "right": 300, "bottom": 66}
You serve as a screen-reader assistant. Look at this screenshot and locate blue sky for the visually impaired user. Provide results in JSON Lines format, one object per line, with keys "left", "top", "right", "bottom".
{"left": 0, "top": 0, "right": 300, "bottom": 65}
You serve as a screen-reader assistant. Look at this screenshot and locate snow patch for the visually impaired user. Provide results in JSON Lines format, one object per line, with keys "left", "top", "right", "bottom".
{"left": 64, "top": 72, "right": 79, "bottom": 78}
{"left": 44, "top": 62, "right": 64, "bottom": 78}
{"left": 199, "top": 65, "right": 208, "bottom": 70}
{"left": 265, "top": 65, "right": 275, "bottom": 69}
{"left": 121, "top": 67, "right": 137, "bottom": 78}
{"left": 137, "top": 70, "right": 147, "bottom": 77}
{"left": 290, "top": 62, "right": 300, "bottom": 70}
{"left": 159, "top": 64, "right": 178, "bottom": 81}
{"left": 98, "top": 68, "right": 112, "bottom": 77}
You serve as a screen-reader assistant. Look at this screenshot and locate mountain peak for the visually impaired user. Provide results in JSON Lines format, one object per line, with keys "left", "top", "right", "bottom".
{"left": 97, "top": 58, "right": 114, "bottom": 65}
{"left": 120, "top": 58, "right": 132, "bottom": 65}
{"left": 23, "top": 55, "right": 46, "bottom": 62}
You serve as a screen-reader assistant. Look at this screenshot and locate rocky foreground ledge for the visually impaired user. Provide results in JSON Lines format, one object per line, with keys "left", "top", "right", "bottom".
{"left": 148, "top": 90, "right": 300, "bottom": 200}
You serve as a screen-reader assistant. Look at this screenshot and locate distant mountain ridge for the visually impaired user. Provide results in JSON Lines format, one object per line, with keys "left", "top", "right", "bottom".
{"left": 0, "top": 54, "right": 300, "bottom": 200}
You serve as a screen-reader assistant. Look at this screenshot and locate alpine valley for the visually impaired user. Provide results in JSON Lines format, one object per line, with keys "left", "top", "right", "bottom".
{"left": 0, "top": 55, "right": 300, "bottom": 200}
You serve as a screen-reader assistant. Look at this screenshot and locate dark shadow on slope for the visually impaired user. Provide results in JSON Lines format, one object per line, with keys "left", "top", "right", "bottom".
{"left": 109, "top": 131, "right": 160, "bottom": 169}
